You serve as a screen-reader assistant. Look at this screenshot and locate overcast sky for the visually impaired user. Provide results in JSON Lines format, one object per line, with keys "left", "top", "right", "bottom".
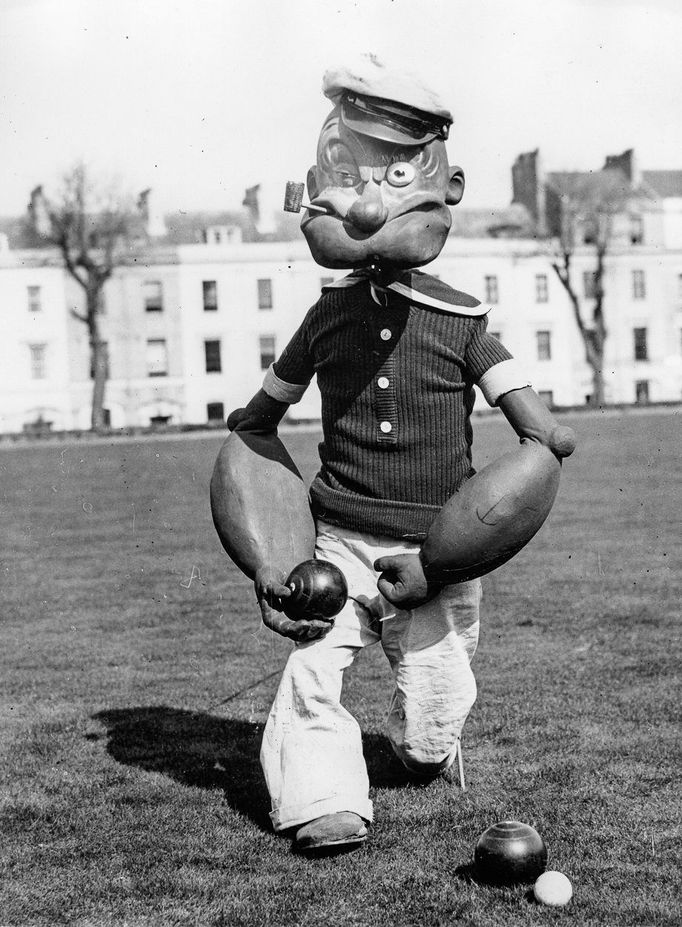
{"left": 1, "top": 0, "right": 681, "bottom": 218}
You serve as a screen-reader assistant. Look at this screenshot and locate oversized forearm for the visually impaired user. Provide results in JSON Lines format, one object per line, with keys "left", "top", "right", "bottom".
{"left": 419, "top": 389, "right": 575, "bottom": 584}
{"left": 210, "top": 430, "right": 315, "bottom": 580}
{"left": 419, "top": 437, "right": 561, "bottom": 586}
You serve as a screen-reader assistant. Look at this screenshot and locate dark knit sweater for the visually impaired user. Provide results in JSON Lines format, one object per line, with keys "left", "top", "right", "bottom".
{"left": 272, "top": 275, "right": 512, "bottom": 540}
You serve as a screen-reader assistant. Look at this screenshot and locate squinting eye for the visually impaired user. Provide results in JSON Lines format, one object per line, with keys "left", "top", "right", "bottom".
{"left": 386, "top": 162, "right": 416, "bottom": 187}
{"left": 334, "top": 169, "right": 360, "bottom": 188}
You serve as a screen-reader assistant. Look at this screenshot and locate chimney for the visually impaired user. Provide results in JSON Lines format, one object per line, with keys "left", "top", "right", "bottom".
{"left": 243, "top": 183, "right": 276, "bottom": 236}
{"left": 137, "top": 188, "right": 167, "bottom": 237}
{"left": 28, "top": 186, "right": 52, "bottom": 238}
{"left": 511, "top": 150, "right": 547, "bottom": 236}
{"left": 603, "top": 149, "right": 639, "bottom": 187}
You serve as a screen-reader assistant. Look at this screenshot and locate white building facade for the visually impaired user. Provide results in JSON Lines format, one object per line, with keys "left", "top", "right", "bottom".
{"left": 1, "top": 234, "right": 681, "bottom": 434}
{"left": 432, "top": 238, "right": 682, "bottom": 408}
{"left": 0, "top": 249, "right": 73, "bottom": 433}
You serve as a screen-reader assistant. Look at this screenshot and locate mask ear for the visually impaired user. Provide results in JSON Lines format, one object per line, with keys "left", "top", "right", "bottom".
{"left": 445, "top": 166, "right": 465, "bottom": 206}
{"left": 306, "top": 167, "right": 319, "bottom": 201}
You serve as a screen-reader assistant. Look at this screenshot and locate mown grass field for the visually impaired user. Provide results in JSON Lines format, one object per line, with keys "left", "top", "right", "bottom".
{"left": 1, "top": 409, "right": 680, "bottom": 927}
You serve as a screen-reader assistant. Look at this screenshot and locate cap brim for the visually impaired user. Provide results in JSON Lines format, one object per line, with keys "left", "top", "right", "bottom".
{"left": 340, "top": 107, "right": 437, "bottom": 146}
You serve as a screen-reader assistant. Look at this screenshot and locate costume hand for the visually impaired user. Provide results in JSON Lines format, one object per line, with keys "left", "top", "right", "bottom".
{"left": 254, "top": 567, "right": 333, "bottom": 642}
{"left": 374, "top": 553, "right": 437, "bottom": 610}
{"left": 227, "top": 389, "right": 289, "bottom": 434}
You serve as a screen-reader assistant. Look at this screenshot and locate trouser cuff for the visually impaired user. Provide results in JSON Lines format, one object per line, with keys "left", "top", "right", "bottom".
{"left": 270, "top": 796, "right": 374, "bottom": 832}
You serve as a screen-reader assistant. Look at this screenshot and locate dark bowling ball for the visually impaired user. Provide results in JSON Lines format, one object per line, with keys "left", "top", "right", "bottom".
{"left": 474, "top": 820, "right": 547, "bottom": 885}
{"left": 282, "top": 559, "right": 348, "bottom": 621}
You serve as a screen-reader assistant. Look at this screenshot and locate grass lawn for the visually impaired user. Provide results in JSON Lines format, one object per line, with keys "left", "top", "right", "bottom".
{"left": 1, "top": 409, "right": 680, "bottom": 926}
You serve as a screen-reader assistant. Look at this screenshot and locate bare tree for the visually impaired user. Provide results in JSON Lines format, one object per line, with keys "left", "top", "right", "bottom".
{"left": 27, "top": 163, "right": 138, "bottom": 431}
{"left": 549, "top": 170, "right": 633, "bottom": 408}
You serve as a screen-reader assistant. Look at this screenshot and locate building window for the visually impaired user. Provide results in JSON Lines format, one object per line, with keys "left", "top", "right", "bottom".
{"left": 484, "top": 275, "right": 499, "bottom": 304}
{"left": 633, "top": 327, "right": 648, "bottom": 361}
{"left": 29, "top": 343, "right": 47, "bottom": 379}
{"left": 635, "top": 380, "right": 649, "bottom": 404}
{"left": 205, "top": 339, "right": 222, "bottom": 373}
{"left": 146, "top": 338, "right": 168, "bottom": 377}
{"left": 537, "top": 390, "right": 554, "bottom": 408}
{"left": 89, "top": 342, "right": 110, "bottom": 379}
{"left": 257, "top": 278, "right": 273, "bottom": 310}
{"left": 143, "top": 280, "right": 163, "bottom": 312}
{"left": 630, "top": 215, "right": 644, "bottom": 245}
{"left": 583, "top": 271, "right": 598, "bottom": 299}
{"left": 259, "top": 335, "right": 276, "bottom": 370}
{"left": 536, "top": 330, "right": 552, "bottom": 361}
{"left": 207, "top": 402, "right": 225, "bottom": 422}
{"left": 27, "top": 285, "right": 42, "bottom": 312}
{"left": 202, "top": 280, "right": 218, "bottom": 311}
{"left": 535, "top": 274, "right": 549, "bottom": 303}
{"left": 632, "top": 270, "right": 646, "bottom": 300}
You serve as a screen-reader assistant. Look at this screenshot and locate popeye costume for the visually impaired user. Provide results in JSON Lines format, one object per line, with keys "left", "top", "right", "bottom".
{"left": 218, "top": 57, "right": 549, "bottom": 853}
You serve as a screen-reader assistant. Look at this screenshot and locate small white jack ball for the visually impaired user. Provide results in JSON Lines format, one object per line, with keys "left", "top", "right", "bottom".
{"left": 533, "top": 870, "right": 573, "bottom": 906}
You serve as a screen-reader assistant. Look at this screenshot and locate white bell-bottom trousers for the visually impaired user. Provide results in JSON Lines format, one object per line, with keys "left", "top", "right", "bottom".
{"left": 260, "top": 520, "right": 482, "bottom": 831}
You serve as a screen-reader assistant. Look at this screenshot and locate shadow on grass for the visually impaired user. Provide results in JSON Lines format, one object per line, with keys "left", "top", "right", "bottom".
{"left": 454, "top": 862, "right": 479, "bottom": 884}
{"left": 93, "top": 707, "right": 272, "bottom": 830}
{"left": 92, "top": 706, "right": 412, "bottom": 833}
{"left": 363, "top": 732, "right": 423, "bottom": 789}
{"left": 454, "top": 862, "right": 540, "bottom": 900}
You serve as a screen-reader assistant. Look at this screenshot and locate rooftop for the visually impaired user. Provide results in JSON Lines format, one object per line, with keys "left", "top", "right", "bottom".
{"left": 642, "top": 170, "right": 682, "bottom": 199}
{"left": 2, "top": 159, "right": 681, "bottom": 253}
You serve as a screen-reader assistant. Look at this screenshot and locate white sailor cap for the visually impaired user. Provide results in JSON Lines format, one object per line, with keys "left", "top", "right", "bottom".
{"left": 322, "top": 54, "right": 453, "bottom": 145}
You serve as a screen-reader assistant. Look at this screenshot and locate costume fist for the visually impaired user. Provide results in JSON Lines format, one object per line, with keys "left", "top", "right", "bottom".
{"left": 374, "top": 553, "right": 437, "bottom": 610}
{"left": 254, "top": 567, "right": 334, "bottom": 642}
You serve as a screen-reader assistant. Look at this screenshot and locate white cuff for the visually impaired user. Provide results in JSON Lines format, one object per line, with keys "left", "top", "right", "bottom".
{"left": 477, "top": 359, "right": 532, "bottom": 407}
{"left": 262, "top": 364, "right": 308, "bottom": 404}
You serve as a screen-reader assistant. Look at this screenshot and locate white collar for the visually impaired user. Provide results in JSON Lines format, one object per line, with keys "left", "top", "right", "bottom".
{"left": 323, "top": 270, "right": 489, "bottom": 317}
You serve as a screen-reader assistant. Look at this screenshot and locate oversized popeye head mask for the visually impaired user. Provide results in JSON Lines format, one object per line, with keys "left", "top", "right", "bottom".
{"left": 291, "top": 57, "right": 464, "bottom": 271}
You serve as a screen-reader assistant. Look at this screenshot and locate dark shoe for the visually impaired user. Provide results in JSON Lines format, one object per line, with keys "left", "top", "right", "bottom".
{"left": 294, "top": 812, "right": 368, "bottom": 854}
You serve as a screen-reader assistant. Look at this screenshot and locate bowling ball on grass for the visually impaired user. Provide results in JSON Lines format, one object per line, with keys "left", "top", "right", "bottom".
{"left": 474, "top": 820, "right": 547, "bottom": 885}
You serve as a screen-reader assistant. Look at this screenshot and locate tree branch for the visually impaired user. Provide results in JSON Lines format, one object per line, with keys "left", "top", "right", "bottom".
{"left": 60, "top": 246, "right": 89, "bottom": 291}
{"left": 551, "top": 251, "right": 586, "bottom": 338}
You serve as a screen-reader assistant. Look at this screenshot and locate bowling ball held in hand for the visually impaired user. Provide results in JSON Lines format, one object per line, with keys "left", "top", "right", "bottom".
{"left": 282, "top": 559, "right": 348, "bottom": 621}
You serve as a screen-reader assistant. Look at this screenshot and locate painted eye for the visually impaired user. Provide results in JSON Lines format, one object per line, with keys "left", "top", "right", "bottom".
{"left": 386, "top": 162, "right": 416, "bottom": 187}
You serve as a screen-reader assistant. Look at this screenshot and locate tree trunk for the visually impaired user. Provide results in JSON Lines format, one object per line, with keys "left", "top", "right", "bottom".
{"left": 91, "top": 341, "right": 108, "bottom": 431}
{"left": 589, "top": 244, "right": 608, "bottom": 408}
{"left": 87, "top": 287, "right": 108, "bottom": 432}
{"left": 551, "top": 251, "right": 607, "bottom": 409}
{"left": 591, "top": 367, "right": 606, "bottom": 408}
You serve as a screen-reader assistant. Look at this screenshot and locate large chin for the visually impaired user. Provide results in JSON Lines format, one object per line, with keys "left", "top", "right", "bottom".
{"left": 302, "top": 209, "right": 451, "bottom": 270}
